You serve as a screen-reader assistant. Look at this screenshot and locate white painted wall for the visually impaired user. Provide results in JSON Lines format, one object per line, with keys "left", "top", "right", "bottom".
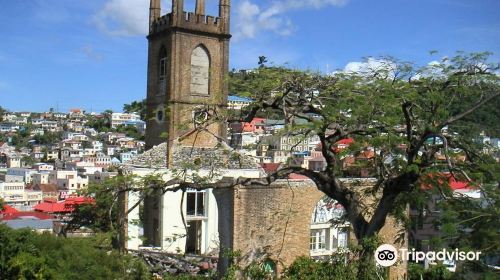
{"left": 127, "top": 167, "right": 263, "bottom": 254}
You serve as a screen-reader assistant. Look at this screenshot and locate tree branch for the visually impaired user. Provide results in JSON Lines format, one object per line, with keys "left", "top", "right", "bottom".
{"left": 441, "top": 91, "right": 500, "bottom": 128}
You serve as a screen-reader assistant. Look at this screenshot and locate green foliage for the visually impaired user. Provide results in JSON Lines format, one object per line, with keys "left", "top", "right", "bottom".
{"left": 436, "top": 183, "right": 500, "bottom": 254}
{"left": 21, "top": 155, "right": 36, "bottom": 167}
{"left": 409, "top": 263, "right": 455, "bottom": 280}
{"left": 114, "top": 124, "right": 144, "bottom": 140}
{"left": 123, "top": 99, "right": 147, "bottom": 121}
{"left": 455, "top": 261, "right": 500, "bottom": 280}
{"left": 0, "top": 106, "right": 6, "bottom": 122}
{"left": 0, "top": 224, "right": 150, "bottom": 280}
{"left": 86, "top": 111, "right": 112, "bottom": 132}
{"left": 33, "top": 131, "right": 63, "bottom": 145}
{"left": 408, "top": 263, "right": 426, "bottom": 280}
{"left": 283, "top": 256, "right": 360, "bottom": 280}
{"left": 163, "top": 275, "right": 209, "bottom": 280}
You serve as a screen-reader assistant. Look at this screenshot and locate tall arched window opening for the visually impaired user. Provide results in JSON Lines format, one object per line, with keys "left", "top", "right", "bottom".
{"left": 190, "top": 45, "right": 210, "bottom": 95}
{"left": 158, "top": 47, "right": 168, "bottom": 96}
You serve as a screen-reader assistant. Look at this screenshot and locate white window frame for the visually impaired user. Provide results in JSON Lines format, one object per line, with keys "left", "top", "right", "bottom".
{"left": 186, "top": 189, "right": 207, "bottom": 218}
{"left": 310, "top": 229, "right": 326, "bottom": 251}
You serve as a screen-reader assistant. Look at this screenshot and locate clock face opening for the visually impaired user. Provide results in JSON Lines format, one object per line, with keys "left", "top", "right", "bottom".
{"left": 193, "top": 109, "right": 209, "bottom": 126}
{"left": 157, "top": 110, "right": 164, "bottom": 122}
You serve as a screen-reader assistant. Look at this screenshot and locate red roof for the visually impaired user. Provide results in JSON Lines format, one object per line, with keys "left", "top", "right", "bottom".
{"left": 336, "top": 138, "right": 355, "bottom": 145}
{"left": 316, "top": 138, "right": 355, "bottom": 153}
{"left": 449, "top": 177, "right": 471, "bottom": 190}
{"left": 34, "top": 202, "right": 72, "bottom": 213}
{"left": 260, "top": 163, "right": 281, "bottom": 173}
{"left": 0, "top": 205, "right": 19, "bottom": 214}
{"left": 288, "top": 173, "right": 310, "bottom": 180}
{"left": 420, "top": 173, "right": 474, "bottom": 191}
{"left": 34, "top": 197, "right": 94, "bottom": 213}
{"left": 251, "top": 118, "right": 265, "bottom": 124}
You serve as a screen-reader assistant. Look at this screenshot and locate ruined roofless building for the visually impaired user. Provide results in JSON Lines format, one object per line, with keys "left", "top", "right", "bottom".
{"left": 139, "top": 2, "right": 407, "bottom": 278}
{"left": 143, "top": 0, "right": 231, "bottom": 246}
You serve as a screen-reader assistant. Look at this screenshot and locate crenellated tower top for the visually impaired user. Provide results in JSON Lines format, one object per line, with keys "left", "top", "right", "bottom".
{"left": 149, "top": 0, "right": 231, "bottom": 37}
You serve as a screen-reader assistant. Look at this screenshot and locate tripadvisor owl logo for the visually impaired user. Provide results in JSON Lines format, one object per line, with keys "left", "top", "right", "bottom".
{"left": 375, "top": 244, "right": 398, "bottom": 267}
{"left": 374, "top": 244, "right": 482, "bottom": 267}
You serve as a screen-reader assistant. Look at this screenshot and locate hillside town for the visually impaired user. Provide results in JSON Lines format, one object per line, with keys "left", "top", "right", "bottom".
{"left": 1, "top": 0, "right": 499, "bottom": 279}
{"left": 1, "top": 96, "right": 498, "bottom": 263}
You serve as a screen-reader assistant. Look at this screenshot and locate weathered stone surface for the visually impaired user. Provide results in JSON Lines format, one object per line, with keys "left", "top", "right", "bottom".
{"left": 127, "top": 142, "right": 168, "bottom": 168}
{"left": 127, "top": 142, "right": 259, "bottom": 170}
{"left": 215, "top": 178, "right": 408, "bottom": 278}
{"left": 215, "top": 180, "right": 324, "bottom": 275}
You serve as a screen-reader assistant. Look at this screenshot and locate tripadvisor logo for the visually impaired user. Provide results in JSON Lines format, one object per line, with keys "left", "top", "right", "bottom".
{"left": 375, "top": 244, "right": 398, "bottom": 267}
{"left": 375, "top": 244, "right": 482, "bottom": 267}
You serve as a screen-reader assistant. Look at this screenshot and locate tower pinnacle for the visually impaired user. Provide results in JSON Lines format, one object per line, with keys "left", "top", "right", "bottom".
{"left": 219, "top": 0, "right": 230, "bottom": 32}
{"left": 195, "top": 0, "right": 205, "bottom": 15}
{"left": 149, "top": 0, "right": 161, "bottom": 29}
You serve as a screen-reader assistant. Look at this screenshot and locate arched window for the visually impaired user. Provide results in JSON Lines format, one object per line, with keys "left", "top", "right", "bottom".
{"left": 158, "top": 47, "right": 167, "bottom": 96}
{"left": 190, "top": 45, "right": 210, "bottom": 95}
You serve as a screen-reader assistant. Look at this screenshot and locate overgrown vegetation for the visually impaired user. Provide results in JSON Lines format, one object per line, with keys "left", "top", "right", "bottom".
{"left": 65, "top": 52, "right": 500, "bottom": 279}
{"left": 0, "top": 224, "right": 150, "bottom": 279}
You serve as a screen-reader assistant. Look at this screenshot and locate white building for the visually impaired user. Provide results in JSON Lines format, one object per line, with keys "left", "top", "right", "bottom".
{"left": 228, "top": 95, "right": 253, "bottom": 110}
{"left": 127, "top": 167, "right": 262, "bottom": 253}
{"left": 33, "top": 163, "right": 54, "bottom": 172}
{"left": 0, "top": 123, "right": 20, "bottom": 133}
{"left": 125, "top": 143, "right": 264, "bottom": 253}
{"left": 48, "top": 170, "right": 89, "bottom": 194}
{"left": 0, "top": 182, "right": 42, "bottom": 209}
{"left": 7, "top": 168, "right": 37, "bottom": 184}
{"left": 111, "top": 113, "right": 141, "bottom": 128}
{"left": 32, "top": 173, "right": 50, "bottom": 185}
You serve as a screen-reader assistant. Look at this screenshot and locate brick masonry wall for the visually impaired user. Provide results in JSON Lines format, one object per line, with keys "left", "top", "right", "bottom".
{"left": 222, "top": 179, "right": 407, "bottom": 279}
{"left": 232, "top": 181, "right": 323, "bottom": 273}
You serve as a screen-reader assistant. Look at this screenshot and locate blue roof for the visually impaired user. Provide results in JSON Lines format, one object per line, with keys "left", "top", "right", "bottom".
{"left": 3, "top": 219, "right": 53, "bottom": 230}
{"left": 124, "top": 120, "right": 145, "bottom": 125}
{"left": 228, "top": 95, "right": 253, "bottom": 102}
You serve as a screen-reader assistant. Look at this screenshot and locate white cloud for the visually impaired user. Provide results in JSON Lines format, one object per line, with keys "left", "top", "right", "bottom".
{"left": 342, "top": 58, "right": 397, "bottom": 75}
{"left": 234, "top": 0, "right": 349, "bottom": 40}
{"left": 93, "top": 0, "right": 349, "bottom": 38}
{"left": 93, "top": 0, "right": 150, "bottom": 36}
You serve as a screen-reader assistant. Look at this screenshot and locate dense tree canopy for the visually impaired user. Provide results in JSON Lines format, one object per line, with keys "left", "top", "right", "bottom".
{"left": 201, "top": 52, "right": 500, "bottom": 277}
{"left": 123, "top": 100, "right": 147, "bottom": 121}
{"left": 0, "top": 225, "right": 150, "bottom": 280}
{"left": 0, "top": 106, "right": 6, "bottom": 122}
{"left": 74, "top": 52, "right": 499, "bottom": 279}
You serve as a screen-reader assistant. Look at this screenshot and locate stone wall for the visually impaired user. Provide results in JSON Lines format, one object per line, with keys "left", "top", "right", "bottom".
{"left": 214, "top": 180, "right": 323, "bottom": 274}
{"left": 215, "top": 179, "right": 408, "bottom": 279}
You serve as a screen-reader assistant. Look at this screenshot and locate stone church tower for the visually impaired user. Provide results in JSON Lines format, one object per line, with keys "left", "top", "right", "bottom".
{"left": 146, "top": 0, "right": 231, "bottom": 153}
{"left": 143, "top": 0, "right": 231, "bottom": 246}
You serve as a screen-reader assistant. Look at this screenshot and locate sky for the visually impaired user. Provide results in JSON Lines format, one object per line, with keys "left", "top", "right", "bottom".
{"left": 0, "top": 0, "right": 499, "bottom": 113}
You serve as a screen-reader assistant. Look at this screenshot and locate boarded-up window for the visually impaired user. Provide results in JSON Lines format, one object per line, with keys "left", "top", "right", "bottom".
{"left": 190, "top": 46, "right": 210, "bottom": 95}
